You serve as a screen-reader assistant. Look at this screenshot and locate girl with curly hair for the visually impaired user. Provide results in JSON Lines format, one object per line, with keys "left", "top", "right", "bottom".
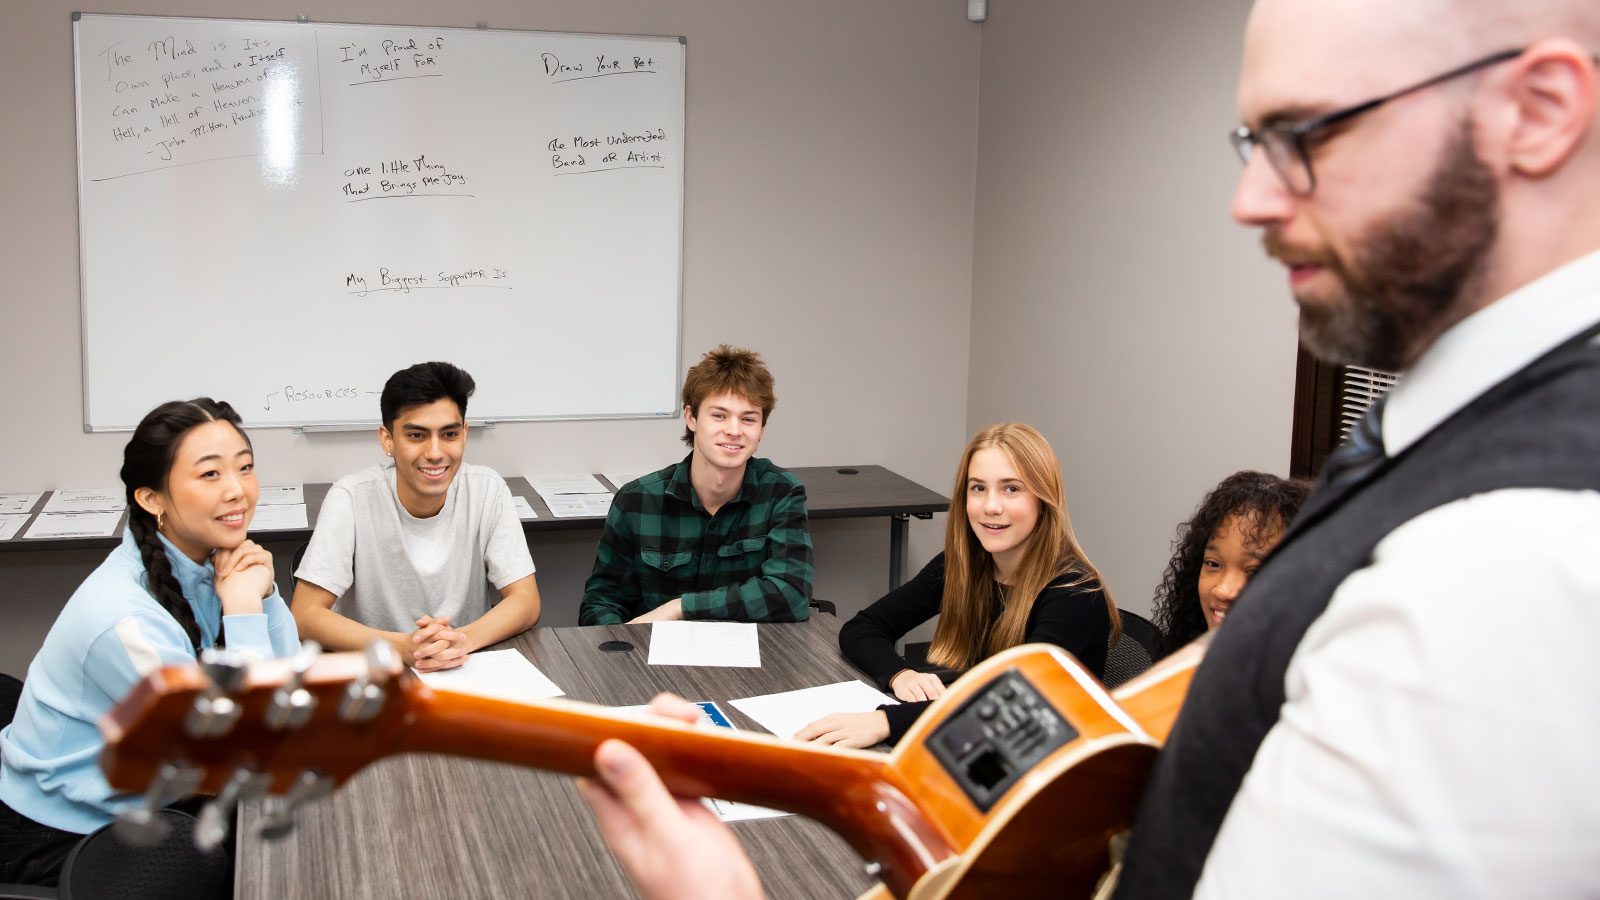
{"left": 1151, "top": 470, "right": 1310, "bottom": 657}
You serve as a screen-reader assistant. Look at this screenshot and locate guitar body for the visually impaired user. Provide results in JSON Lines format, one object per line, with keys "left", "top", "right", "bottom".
{"left": 876, "top": 646, "right": 1161, "bottom": 898}
{"left": 101, "top": 640, "right": 1202, "bottom": 899}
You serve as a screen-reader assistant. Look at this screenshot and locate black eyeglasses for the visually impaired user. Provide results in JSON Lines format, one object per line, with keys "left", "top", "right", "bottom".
{"left": 1230, "top": 48, "right": 1525, "bottom": 196}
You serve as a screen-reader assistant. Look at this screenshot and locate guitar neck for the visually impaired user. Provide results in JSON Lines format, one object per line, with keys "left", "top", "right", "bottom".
{"left": 1109, "top": 640, "right": 1203, "bottom": 742}
{"left": 399, "top": 687, "right": 956, "bottom": 896}
{"left": 400, "top": 687, "right": 888, "bottom": 815}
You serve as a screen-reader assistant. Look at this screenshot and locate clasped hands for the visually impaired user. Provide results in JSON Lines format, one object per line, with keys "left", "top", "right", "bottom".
{"left": 211, "top": 539, "right": 274, "bottom": 616}
{"left": 404, "top": 614, "right": 470, "bottom": 671}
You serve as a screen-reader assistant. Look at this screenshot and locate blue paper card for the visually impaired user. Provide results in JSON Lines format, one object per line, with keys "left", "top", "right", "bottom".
{"left": 694, "top": 700, "right": 733, "bottom": 729}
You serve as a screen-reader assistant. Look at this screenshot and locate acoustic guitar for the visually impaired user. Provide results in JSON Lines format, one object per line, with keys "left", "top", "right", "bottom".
{"left": 100, "top": 639, "right": 1202, "bottom": 899}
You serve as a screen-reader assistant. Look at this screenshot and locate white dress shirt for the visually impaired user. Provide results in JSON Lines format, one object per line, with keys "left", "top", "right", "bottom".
{"left": 1196, "top": 250, "right": 1600, "bottom": 898}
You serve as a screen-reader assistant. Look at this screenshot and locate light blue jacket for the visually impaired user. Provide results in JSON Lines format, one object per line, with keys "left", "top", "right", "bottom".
{"left": 0, "top": 532, "right": 299, "bottom": 833}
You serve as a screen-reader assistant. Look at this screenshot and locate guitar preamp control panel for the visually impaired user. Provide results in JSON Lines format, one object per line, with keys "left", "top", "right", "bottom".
{"left": 926, "top": 669, "right": 1076, "bottom": 812}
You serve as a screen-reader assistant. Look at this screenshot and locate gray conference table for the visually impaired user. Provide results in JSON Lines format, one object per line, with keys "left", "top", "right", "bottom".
{"left": 1, "top": 466, "right": 945, "bottom": 588}
{"left": 236, "top": 615, "right": 880, "bottom": 900}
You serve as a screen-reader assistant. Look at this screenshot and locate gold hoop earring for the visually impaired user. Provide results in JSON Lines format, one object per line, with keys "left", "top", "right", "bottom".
{"left": 156, "top": 511, "right": 165, "bottom": 532}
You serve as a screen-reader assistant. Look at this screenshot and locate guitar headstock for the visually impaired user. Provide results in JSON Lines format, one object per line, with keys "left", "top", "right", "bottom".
{"left": 100, "top": 641, "right": 418, "bottom": 848}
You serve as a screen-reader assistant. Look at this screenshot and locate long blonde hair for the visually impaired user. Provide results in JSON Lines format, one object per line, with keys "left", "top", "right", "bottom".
{"left": 927, "top": 423, "right": 1119, "bottom": 669}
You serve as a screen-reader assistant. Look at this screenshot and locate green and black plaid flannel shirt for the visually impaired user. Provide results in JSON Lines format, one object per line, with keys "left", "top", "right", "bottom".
{"left": 578, "top": 455, "right": 814, "bottom": 624}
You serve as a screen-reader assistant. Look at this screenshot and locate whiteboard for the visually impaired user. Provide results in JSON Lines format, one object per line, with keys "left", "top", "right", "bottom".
{"left": 72, "top": 14, "right": 685, "bottom": 429}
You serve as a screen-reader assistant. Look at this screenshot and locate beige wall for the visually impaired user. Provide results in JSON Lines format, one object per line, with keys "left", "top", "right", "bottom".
{"left": 0, "top": 0, "right": 979, "bottom": 669}
{"left": 966, "top": 0, "right": 1299, "bottom": 617}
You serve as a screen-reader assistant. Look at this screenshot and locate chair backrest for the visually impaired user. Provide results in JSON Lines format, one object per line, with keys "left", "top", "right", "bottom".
{"left": 0, "top": 672, "right": 24, "bottom": 731}
{"left": 1102, "top": 609, "right": 1162, "bottom": 689}
{"left": 0, "top": 672, "right": 60, "bottom": 899}
{"left": 59, "top": 811, "right": 229, "bottom": 900}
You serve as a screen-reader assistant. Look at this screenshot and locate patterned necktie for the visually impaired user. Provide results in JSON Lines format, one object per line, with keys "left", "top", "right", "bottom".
{"left": 1322, "top": 395, "right": 1389, "bottom": 490}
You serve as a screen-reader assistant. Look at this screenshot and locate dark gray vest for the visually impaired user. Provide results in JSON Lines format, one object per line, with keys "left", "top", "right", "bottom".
{"left": 1116, "top": 318, "right": 1600, "bottom": 898}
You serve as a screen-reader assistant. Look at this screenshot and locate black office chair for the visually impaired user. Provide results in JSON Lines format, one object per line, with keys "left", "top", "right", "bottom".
{"left": 899, "top": 642, "right": 960, "bottom": 686}
{"left": 1, "top": 675, "right": 227, "bottom": 900}
{"left": 0, "top": 673, "right": 60, "bottom": 900}
{"left": 0, "top": 672, "right": 22, "bottom": 732}
{"left": 285, "top": 541, "right": 310, "bottom": 599}
{"left": 1102, "top": 610, "right": 1162, "bottom": 689}
{"left": 808, "top": 598, "right": 837, "bottom": 616}
{"left": 56, "top": 810, "right": 229, "bottom": 900}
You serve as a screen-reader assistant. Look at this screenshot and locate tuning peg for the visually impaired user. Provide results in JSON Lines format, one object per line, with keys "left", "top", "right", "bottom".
{"left": 257, "top": 769, "right": 334, "bottom": 840}
{"left": 266, "top": 641, "right": 322, "bottom": 731}
{"left": 114, "top": 761, "right": 203, "bottom": 845}
{"left": 339, "top": 639, "right": 397, "bottom": 724}
{"left": 195, "top": 766, "right": 273, "bottom": 850}
{"left": 187, "top": 648, "right": 250, "bottom": 739}
{"left": 199, "top": 647, "right": 250, "bottom": 693}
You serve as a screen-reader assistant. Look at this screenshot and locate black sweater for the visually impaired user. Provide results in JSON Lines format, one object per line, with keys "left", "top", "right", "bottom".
{"left": 838, "top": 552, "right": 1111, "bottom": 743}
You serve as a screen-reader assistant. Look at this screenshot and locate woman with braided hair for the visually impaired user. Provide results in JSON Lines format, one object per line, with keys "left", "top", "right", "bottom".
{"left": 0, "top": 399, "right": 299, "bottom": 886}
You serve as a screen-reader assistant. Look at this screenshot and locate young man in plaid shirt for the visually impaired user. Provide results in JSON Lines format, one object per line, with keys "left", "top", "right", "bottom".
{"left": 579, "top": 345, "right": 814, "bottom": 625}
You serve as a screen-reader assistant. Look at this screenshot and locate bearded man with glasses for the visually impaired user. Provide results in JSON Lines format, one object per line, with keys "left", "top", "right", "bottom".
{"left": 1116, "top": 2, "right": 1600, "bottom": 897}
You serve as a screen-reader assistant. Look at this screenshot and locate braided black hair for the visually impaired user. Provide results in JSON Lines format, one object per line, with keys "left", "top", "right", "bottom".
{"left": 1151, "top": 470, "right": 1311, "bottom": 657}
{"left": 121, "top": 398, "right": 248, "bottom": 651}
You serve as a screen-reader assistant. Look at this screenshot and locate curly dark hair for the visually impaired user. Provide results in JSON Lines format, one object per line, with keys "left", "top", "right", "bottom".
{"left": 1151, "top": 470, "right": 1311, "bottom": 657}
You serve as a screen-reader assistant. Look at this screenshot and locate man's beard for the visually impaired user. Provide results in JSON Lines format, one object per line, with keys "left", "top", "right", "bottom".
{"left": 1266, "top": 119, "right": 1499, "bottom": 371}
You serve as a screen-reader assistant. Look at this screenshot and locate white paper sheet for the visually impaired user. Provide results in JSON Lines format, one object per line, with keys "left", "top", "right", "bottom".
{"left": 511, "top": 495, "right": 538, "bottom": 520}
{"left": 42, "top": 489, "right": 126, "bottom": 513}
{"left": 729, "top": 681, "right": 899, "bottom": 741}
{"left": 648, "top": 621, "right": 760, "bottom": 668}
{"left": 414, "top": 649, "right": 565, "bottom": 704}
{"left": 0, "top": 493, "right": 42, "bottom": 515}
{"left": 702, "top": 796, "right": 790, "bottom": 822}
{"left": 602, "top": 472, "right": 651, "bottom": 490}
{"left": 256, "top": 485, "right": 306, "bottom": 505}
{"left": 249, "top": 504, "right": 309, "bottom": 531}
{"left": 545, "top": 494, "right": 613, "bottom": 519}
{"left": 24, "top": 510, "right": 123, "bottom": 539}
{"left": 527, "top": 473, "right": 608, "bottom": 498}
{"left": 610, "top": 701, "right": 791, "bottom": 822}
{"left": 0, "top": 514, "right": 30, "bottom": 541}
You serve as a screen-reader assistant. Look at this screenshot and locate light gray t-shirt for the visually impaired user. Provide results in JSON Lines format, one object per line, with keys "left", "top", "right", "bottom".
{"left": 295, "top": 462, "right": 536, "bottom": 633}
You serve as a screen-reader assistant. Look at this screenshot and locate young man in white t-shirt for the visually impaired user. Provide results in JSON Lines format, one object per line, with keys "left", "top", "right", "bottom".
{"left": 291, "top": 361, "right": 540, "bottom": 671}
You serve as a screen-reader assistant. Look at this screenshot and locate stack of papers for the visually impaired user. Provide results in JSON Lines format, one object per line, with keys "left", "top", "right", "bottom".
{"left": 0, "top": 493, "right": 42, "bottom": 515}
{"left": 648, "top": 622, "right": 760, "bottom": 667}
{"left": 729, "top": 681, "right": 898, "bottom": 741}
{"left": 250, "top": 484, "right": 309, "bottom": 531}
{"left": 527, "top": 473, "right": 614, "bottom": 519}
{"left": 414, "top": 649, "right": 565, "bottom": 704}
{"left": 256, "top": 485, "right": 305, "bottom": 505}
{"left": 0, "top": 514, "right": 30, "bottom": 540}
{"left": 27, "top": 489, "right": 126, "bottom": 539}
{"left": 528, "top": 474, "right": 607, "bottom": 496}
{"left": 42, "top": 489, "right": 125, "bottom": 514}
{"left": 546, "top": 495, "right": 612, "bottom": 518}
{"left": 603, "top": 472, "right": 651, "bottom": 491}
{"left": 0, "top": 494, "right": 42, "bottom": 539}
{"left": 511, "top": 495, "right": 539, "bottom": 520}
{"left": 250, "top": 505, "right": 309, "bottom": 531}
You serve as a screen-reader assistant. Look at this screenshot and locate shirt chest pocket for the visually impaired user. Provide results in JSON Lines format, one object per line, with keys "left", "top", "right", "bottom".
{"left": 641, "top": 548, "right": 696, "bottom": 572}
{"left": 716, "top": 536, "right": 766, "bottom": 559}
